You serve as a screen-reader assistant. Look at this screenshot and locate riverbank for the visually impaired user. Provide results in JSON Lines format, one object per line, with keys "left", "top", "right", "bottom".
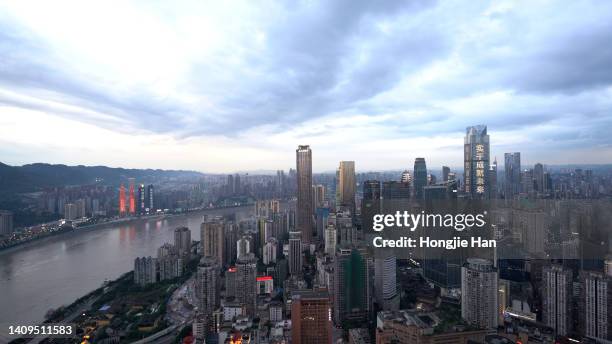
{"left": 0, "top": 203, "right": 258, "bottom": 255}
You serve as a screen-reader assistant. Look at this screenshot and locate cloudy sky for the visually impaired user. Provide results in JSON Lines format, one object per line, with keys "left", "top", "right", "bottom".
{"left": 1, "top": 0, "right": 611, "bottom": 173}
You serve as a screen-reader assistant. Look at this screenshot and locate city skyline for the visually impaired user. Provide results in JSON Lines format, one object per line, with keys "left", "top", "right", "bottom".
{"left": 1, "top": 1, "right": 612, "bottom": 172}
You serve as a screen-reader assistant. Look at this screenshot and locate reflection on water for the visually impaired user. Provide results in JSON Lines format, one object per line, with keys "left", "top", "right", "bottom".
{"left": 0, "top": 206, "right": 253, "bottom": 324}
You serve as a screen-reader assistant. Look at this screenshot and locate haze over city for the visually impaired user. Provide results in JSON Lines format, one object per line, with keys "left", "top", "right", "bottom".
{"left": 1, "top": 0, "right": 612, "bottom": 172}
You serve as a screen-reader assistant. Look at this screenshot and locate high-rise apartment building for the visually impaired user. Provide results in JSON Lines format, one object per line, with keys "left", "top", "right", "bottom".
{"left": 464, "top": 125, "right": 490, "bottom": 198}
{"left": 235, "top": 253, "right": 257, "bottom": 316}
{"left": 64, "top": 203, "right": 77, "bottom": 221}
{"left": 201, "top": 219, "right": 225, "bottom": 265}
{"left": 504, "top": 153, "right": 521, "bottom": 198}
{"left": 196, "top": 257, "right": 220, "bottom": 316}
{"left": 580, "top": 271, "right": 611, "bottom": 340}
{"left": 461, "top": 258, "right": 498, "bottom": 329}
{"left": 543, "top": 264, "right": 573, "bottom": 336}
{"left": 146, "top": 184, "right": 154, "bottom": 211}
{"left": 173, "top": 227, "right": 192, "bottom": 257}
{"left": 413, "top": 158, "right": 427, "bottom": 200}
{"left": 324, "top": 224, "right": 337, "bottom": 256}
{"left": 296, "top": 145, "right": 313, "bottom": 244}
{"left": 289, "top": 231, "right": 303, "bottom": 276}
{"left": 0, "top": 210, "right": 14, "bottom": 236}
{"left": 134, "top": 256, "right": 158, "bottom": 286}
{"left": 291, "top": 290, "right": 332, "bottom": 344}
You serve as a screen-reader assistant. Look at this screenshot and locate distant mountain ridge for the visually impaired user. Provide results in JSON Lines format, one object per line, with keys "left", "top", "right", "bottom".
{"left": 0, "top": 162, "right": 204, "bottom": 195}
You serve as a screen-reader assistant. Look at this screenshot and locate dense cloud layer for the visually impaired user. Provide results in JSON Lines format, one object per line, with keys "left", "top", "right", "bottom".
{"left": 0, "top": 0, "right": 611, "bottom": 171}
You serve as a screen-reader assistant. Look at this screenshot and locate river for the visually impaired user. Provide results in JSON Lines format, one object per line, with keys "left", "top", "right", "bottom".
{"left": 0, "top": 206, "right": 254, "bottom": 325}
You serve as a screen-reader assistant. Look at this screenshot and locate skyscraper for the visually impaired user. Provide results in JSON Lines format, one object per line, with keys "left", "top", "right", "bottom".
{"left": 580, "top": 271, "right": 612, "bottom": 340}
{"left": 147, "top": 184, "right": 154, "bottom": 211}
{"left": 534, "top": 163, "right": 544, "bottom": 193}
{"left": 128, "top": 177, "right": 136, "bottom": 215}
{"left": 134, "top": 256, "right": 158, "bottom": 286}
{"left": 337, "top": 161, "right": 356, "bottom": 211}
{"left": 543, "top": 264, "right": 572, "bottom": 336}
{"left": 504, "top": 153, "right": 521, "bottom": 198}
{"left": 324, "top": 224, "right": 337, "bottom": 256}
{"left": 464, "top": 125, "right": 490, "bottom": 198}
{"left": 361, "top": 180, "right": 381, "bottom": 235}
{"left": 333, "top": 247, "right": 369, "bottom": 324}
{"left": 400, "top": 170, "right": 412, "bottom": 184}
{"left": 291, "top": 290, "right": 332, "bottom": 344}
{"left": 235, "top": 253, "right": 257, "bottom": 316}
{"left": 196, "top": 256, "right": 220, "bottom": 317}
{"left": 442, "top": 166, "right": 450, "bottom": 182}
{"left": 375, "top": 253, "right": 399, "bottom": 311}
{"left": 413, "top": 158, "right": 427, "bottom": 200}
{"left": 289, "top": 231, "right": 303, "bottom": 276}
{"left": 461, "top": 258, "right": 498, "bottom": 329}
{"left": 137, "top": 184, "right": 146, "bottom": 214}
{"left": 119, "top": 184, "right": 126, "bottom": 216}
{"left": 201, "top": 219, "right": 225, "bottom": 266}
{"left": 174, "top": 227, "right": 192, "bottom": 257}
{"left": 0, "top": 210, "right": 14, "bottom": 236}
{"left": 296, "top": 145, "right": 313, "bottom": 244}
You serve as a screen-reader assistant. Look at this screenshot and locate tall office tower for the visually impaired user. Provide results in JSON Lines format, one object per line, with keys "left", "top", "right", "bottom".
{"left": 324, "top": 224, "right": 337, "bottom": 255}
{"left": 174, "top": 227, "right": 192, "bottom": 257}
{"left": 312, "top": 184, "right": 326, "bottom": 209}
{"left": 461, "top": 258, "right": 498, "bottom": 329}
{"left": 235, "top": 253, "right": 257, "bottom": 316}
{"left": 0, "top": 210, "right": 14, "bottom": 236}
{"left": 64, "top": 203, "right": 77, "bottom": 221}
{"left": 291, "top": 290, "right": 332, "bottom": 344}
{"left": 413, "top": 158, "right": 427, "bottom": 200}
{"left": 543, "top": 264, "right": 573, "bottom": 336}
{"left": 580, "top": 271, "right": 612, "bottom": 340}
{"left": 201, "top": 219, "right": 225, "bottom": 265}
{"left": 128, "top": 178, "right": 136, "bottom": 215}
{"left": 375, "top": 253, "right": 399, "bottom": 311}
{"left": 236, "top": 236, "right": 251, "bottom": 260}
{"left": 504, "top": 153, "right": 521, "bottom": 198}
{"left": 464, "top": 125, "right": 490, "bottom": 198}
{"left": 134, "top": 256, "right": 158, "bottom": 286}
{"left": 296, "top": 145, "right": 314, "bottom": 244}
{"left": 362, "top": 180, "right": 381, "bottom": 236}
{"left": 263, "top": 237, "right": 278, "bottom": 265}
{"left": 400, "top": 170, "right": 412, "bottom": 184}
{"left": 442, "top": 166, "right": 450, "bottom": 182}
{"left": 489, "top": 158, "right": 498, "bottom": 199}
{"left": 146, "top": 184, "right": 154, "bottom": 211}
{"left": 119, "top": 184, "right": 126, "bottom": 215}
{"left": 196, "top": 257, "right": 220, "bottom": 317}
{"left": 289, "top": 231, "right": 303, "bottom": 276}
{"left": 427, "top": 173, "right": 437, "bottom": 185}
{"left": 533, "top": 163, "right": 544, "bottom": 193}
{"left": 334, "top": 247, "right": 369, "bottom": 324}
{"left": 338, "top": 161, "right": 356, "bottom": 210}
{"left": 137, "top": 184, "right": 146, "bottom": 214}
